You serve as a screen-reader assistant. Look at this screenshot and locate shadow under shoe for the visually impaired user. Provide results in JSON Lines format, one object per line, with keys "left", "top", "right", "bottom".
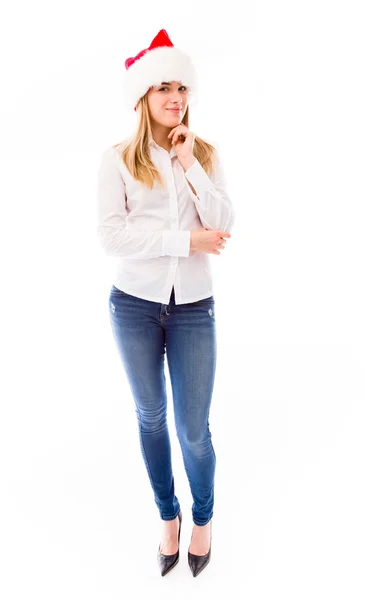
{"left": 188, "top": 520, "right": 212, "bottom": 578}
{"left": 157, "top": 511, "right": 182, "bottom": 577}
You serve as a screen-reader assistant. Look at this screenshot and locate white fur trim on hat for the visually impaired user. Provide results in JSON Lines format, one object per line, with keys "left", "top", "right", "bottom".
{"left": 122, "top": 46, "right": 198, "bottom": 111}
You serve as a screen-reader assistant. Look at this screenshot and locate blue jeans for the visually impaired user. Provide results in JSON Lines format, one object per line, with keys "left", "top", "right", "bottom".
{"left": 108, "top": 285, "right": 217, "bottom": 526}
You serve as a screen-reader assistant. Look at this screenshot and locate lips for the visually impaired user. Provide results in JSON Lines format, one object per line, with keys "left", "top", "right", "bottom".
{"left": 167, "top": 108, "right": 181, "bottom": 112}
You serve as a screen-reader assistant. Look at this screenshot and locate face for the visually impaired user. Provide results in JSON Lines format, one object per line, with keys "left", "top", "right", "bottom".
{"left": 146, "top": 80, "right": 189, "bottom": 127}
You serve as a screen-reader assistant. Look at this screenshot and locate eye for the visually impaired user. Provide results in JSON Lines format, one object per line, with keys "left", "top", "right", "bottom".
{"left": 158, "top": 86, "right": 188, "bottom": 92}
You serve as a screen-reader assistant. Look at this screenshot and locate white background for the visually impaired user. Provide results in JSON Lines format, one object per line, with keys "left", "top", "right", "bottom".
{"left": 1, "top": 0, "right": 364, "bottom": 597}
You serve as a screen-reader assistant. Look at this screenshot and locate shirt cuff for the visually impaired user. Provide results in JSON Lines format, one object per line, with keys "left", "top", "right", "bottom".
{"left": 162, "top": 230, "right": 191, "bottom": 257}
{"left": 184, "top": 158, "right": 216, "bottom": 193}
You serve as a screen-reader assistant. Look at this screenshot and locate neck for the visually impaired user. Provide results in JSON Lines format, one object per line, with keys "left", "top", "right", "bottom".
{"left": 150, "top": 124, "right": 173, "bottom": 152}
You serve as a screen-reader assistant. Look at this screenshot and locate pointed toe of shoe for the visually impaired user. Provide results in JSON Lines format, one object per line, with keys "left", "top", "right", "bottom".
{"left": 188, "top": 519, "right": 212, "bottom": 577}
{"left": 188, "top": 548, "right": 211, "bottom": 577}
{"left": 157, "top": 511, "right": 182, "bottom": 576}
{"left": 157, "top": 548, "right": 179, "bottom": 576}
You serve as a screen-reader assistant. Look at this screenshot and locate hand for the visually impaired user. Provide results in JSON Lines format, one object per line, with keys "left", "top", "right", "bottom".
{"left": 190, "top": 228, "right": 231, "bottom": 255}
{"left": 167, "top": 124, "right": 195, "bottom": 162}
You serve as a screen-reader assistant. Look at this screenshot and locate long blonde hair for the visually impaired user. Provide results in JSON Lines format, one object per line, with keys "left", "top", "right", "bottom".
{"left": 113, "top": 92, "right": 216, "bottom": 190}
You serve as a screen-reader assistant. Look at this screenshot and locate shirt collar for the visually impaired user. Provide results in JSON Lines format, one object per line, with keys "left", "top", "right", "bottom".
{"left": 148, "top": 136, "right": 177, "bottom": 158}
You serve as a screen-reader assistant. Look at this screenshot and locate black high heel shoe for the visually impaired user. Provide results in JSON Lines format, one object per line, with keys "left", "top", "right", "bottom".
{"left": 188, "top": 519, "right": 212, "bottom": 577}
{"left": 157, "top": 511, "right": 182, "bottom": 577}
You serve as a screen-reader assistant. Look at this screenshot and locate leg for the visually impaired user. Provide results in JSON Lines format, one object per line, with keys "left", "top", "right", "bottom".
{"left": 108, "top": 287, "right": 181, "bottom": 521}
{"left": 164, "top": 294, "right": 217, "bottom": 526}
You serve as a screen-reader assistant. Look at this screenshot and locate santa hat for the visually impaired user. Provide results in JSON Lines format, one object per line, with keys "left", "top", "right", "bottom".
{"left": 122, "top": 29, "right": 198, "bottom": 111}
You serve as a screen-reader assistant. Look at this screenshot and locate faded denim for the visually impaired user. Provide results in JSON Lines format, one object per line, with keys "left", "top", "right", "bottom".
{"left": 108, "top": 284, "right": 217, "bottom": 526}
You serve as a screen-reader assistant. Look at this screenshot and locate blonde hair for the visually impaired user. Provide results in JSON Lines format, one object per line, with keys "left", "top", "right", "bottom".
{"left": 113, "top": 92, "right": 217, "bottom": 190}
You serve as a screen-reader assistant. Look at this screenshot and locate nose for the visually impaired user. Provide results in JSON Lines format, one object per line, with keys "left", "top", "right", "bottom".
{"left": 171, "top": 90, "right": 183, "bottom": 103}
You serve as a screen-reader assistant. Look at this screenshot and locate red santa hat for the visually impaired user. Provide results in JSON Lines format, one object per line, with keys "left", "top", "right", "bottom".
{"left": 122, "top": 29, "right": 198, "bottom": 111}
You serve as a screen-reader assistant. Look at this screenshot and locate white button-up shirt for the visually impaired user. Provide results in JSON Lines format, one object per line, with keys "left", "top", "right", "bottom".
{"left": 97, "top": 138, "right": 235, "bottom": 304}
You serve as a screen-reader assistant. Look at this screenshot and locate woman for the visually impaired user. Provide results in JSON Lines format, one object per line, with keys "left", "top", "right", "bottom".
{"left": 97, "top": 29, "right": 235, "bottom": 578}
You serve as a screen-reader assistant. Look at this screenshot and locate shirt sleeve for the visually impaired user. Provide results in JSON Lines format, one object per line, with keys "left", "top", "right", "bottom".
{"left": 183, "top": 149, "right": 235, "bottom": 233}
{"left": 97, "top": 147, "right": 191, "bottom": 259}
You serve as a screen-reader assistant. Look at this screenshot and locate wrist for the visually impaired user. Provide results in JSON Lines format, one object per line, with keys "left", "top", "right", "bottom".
{"left": 180, "top": 155, "right": 196, "bottom": 172}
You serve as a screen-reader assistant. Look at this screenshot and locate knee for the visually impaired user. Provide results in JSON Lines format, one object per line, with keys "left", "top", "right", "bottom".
{"left": 135, "top": 405, "right": 167, "bottom": 434}
{"left": 177, "top": 423, "right": 213, "bottom": 456}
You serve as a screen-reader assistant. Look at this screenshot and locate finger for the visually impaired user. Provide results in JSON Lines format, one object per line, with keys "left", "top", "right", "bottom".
{"left": 173, "top": 133, "right": 185, "bottom": 144}
{"left": 168, "top": 125, "right": 184, "bottom": 138}
{"left": 168, "top": 131, "right": 176, "bottom": 141}
{"left": 219, "top": 232, "right": 231, "bottom": 238}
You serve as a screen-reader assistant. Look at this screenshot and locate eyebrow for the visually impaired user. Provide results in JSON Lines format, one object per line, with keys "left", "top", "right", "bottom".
{"left": 160, "top": 82, "right": 184, "bottom": 85}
